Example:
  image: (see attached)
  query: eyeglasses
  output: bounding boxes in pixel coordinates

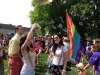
[54,37,59,40]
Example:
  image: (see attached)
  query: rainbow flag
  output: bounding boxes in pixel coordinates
[66,13,80,60]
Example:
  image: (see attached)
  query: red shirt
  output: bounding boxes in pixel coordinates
[33,41,42,54]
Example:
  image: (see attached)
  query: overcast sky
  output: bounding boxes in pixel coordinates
[0,0,33,28]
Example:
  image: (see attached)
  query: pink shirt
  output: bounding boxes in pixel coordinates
[33,41,42,54]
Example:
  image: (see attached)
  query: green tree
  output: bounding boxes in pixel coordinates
[30,0,100,38]
[30,0,68,35]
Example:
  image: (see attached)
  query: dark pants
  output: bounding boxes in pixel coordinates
[8,57,23,75]
[49,62,71,75]
[49,65,63,75]
[0,64,4,75]
[0,57,4,75]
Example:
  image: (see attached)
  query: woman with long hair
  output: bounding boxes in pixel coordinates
[20,35,36,75]
[49,34,68,75]
[20,23,41,75]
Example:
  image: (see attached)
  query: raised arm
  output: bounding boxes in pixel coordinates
[21,23,41,50]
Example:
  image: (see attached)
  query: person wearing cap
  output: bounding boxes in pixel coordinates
[8,25,23,75]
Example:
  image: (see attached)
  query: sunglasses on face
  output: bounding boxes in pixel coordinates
[54,37,59,40]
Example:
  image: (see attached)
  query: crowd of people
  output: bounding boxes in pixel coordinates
[0,33,11,75]
[0,23,100,75]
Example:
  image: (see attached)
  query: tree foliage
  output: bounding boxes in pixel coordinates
[30,0,100,38]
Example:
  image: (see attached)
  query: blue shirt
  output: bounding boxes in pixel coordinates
[89,52,100,73]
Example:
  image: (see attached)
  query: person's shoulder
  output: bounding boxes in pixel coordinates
[93,52,100,54]
[93,52,100,55]
[9,36,15,41]
[93,52,100,57]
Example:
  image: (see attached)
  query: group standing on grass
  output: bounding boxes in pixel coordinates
[0,23,100,75]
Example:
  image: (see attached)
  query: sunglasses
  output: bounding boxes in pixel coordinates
[54,37,59,39]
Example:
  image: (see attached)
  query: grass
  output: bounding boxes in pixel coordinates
[4,58,8,75]
[4,53,93,75]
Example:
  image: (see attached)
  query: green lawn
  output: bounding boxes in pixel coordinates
[4,53,93,75]
[4,58,8,75]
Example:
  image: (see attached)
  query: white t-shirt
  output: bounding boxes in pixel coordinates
[51,45,68,65]
[63,42,69,52]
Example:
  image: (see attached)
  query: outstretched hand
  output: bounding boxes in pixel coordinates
[78,70,86,75]
[31,23,41,31]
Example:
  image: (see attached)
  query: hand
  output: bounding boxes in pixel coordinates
[79,68,85,72]
[78,70,86,75]
[62,69,66,75]
[31,23,41,31]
